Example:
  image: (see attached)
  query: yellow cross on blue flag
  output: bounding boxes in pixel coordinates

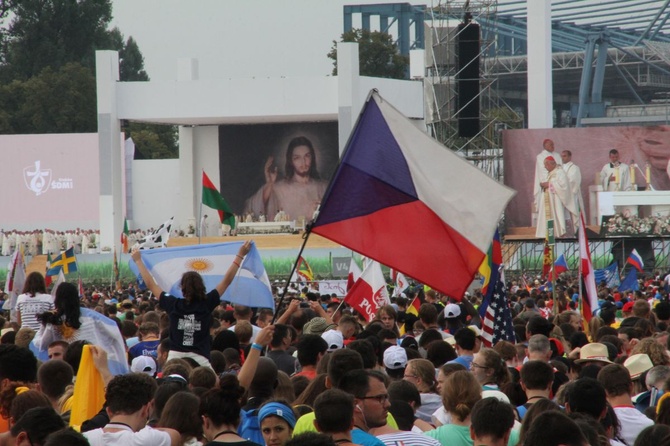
[47,247,78,275]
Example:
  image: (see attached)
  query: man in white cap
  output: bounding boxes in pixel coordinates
[131,356,157,378]
[383,345,408,381]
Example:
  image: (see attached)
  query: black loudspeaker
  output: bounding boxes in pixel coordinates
[457,22,480,138]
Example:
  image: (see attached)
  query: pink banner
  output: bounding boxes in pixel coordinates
[0,133,99,226]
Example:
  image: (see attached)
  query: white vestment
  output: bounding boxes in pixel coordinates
[600,162,632,191]
[533,150,562,212]
[562,161,585,227]
[536,167,578,238]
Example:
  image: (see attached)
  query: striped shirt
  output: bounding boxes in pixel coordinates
[377,432,442,446]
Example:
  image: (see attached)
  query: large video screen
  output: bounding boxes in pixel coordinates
[503,126,670,228]
[0,133,99,227]
[219,122,339,222]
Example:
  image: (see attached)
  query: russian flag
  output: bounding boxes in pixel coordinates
[312,92,515,299]
[627,249,644,273]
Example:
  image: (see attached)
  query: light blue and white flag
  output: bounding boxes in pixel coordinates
[594,262,620,288]
[129,241,274,308]
[30,308,130,376]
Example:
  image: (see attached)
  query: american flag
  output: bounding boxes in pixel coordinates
[479,266,515,347]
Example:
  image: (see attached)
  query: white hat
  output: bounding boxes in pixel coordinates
[624,353,654,379]
[574,343,613,365]
[131,355,157,376]
[444,303,461,318]
[482,390,510,404]
[321,329,344,351]
[383,346,408,370]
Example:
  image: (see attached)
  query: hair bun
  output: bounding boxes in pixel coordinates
[218,374,244,400]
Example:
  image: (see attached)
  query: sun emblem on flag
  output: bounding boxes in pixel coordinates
[186,258,213,273]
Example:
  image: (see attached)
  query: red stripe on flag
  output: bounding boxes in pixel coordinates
[313,200,484,299]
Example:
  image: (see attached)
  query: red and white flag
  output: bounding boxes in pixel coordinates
[579,212,598,325]
[345,261,390,322]
[391,270,410,297]
[347,257,362,292]
[4,249,26,321]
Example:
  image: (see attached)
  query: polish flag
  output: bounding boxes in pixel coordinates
[347,257,362,292]
[345,261,390,322]
[579,212,598,325]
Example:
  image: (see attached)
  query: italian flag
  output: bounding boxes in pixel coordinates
[202,171,236,228]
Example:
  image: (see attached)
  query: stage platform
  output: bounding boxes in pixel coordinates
[504,225,608,242]
[502,227,670,273]
[167,233,341,250]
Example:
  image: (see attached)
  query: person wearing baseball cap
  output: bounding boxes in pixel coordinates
[383,345,408,380]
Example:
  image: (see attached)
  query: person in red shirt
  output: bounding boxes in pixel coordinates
[293,335,328,380]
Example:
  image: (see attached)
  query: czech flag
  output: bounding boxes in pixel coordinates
[554,254,569,275]
[548,253,569,280]
[311,92,515,299]
[627,249,644,273]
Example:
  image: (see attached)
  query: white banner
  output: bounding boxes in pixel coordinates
[318,280,347,297]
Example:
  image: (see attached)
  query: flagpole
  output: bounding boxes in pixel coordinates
[270,92,378,324]
[578,227,583,320]
[271,223,315,324]
[198,172,203,245]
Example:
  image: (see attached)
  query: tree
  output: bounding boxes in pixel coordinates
[327,29,409,79]
[119,36,148,82]
[0,63,96,133]
[2,0,113,81]
[0,0,178,159]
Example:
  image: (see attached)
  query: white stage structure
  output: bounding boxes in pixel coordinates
[95,43,424,250]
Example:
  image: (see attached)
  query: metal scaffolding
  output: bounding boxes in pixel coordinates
[424,1,522,183]
[503,237,670,275]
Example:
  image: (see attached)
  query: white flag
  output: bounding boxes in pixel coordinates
[138,217,174,250]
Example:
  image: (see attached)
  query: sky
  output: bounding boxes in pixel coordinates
[110,0,392,81]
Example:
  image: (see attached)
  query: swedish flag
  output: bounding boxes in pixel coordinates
[47,247,78,275]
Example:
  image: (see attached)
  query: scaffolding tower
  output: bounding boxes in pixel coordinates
[424,1,522,182]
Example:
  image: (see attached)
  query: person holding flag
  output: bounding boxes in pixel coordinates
[131,240,252,368]
[30,282,129,375]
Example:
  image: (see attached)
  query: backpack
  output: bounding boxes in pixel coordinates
[238,408,264,445]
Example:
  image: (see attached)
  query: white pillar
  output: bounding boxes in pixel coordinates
[178,58,199,232]
[337,42,360,154]
[96,50,123,252]
[527,1,553,129]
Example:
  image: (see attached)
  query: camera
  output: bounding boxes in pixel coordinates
[36,311,63,326]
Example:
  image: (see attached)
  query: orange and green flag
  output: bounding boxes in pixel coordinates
[202,171,235,228]
[121,218,129,253]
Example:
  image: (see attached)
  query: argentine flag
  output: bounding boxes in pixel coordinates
[129,241,274,309]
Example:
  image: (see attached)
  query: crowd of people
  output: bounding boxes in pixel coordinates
[1,241,670,446]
